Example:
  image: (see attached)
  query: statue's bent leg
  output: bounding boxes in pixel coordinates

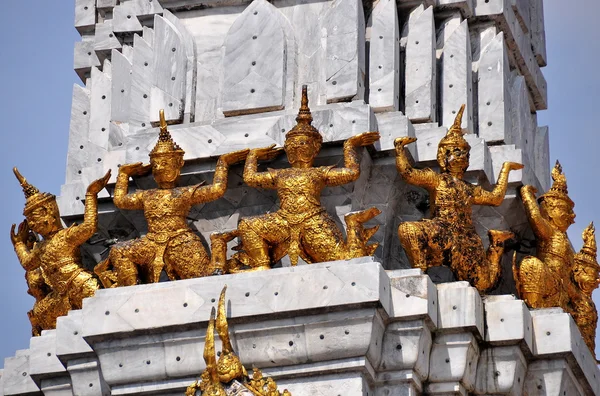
[238,213,289,269]
[26,268,47,301]
[478,229,515,290]
[110,237,155,286]
[398,221,435,271]
[300,213,346,263]
[68,272,99,309]
[35,291,70,330]
[344,207,381,258]
[515,255,558,308]
[165,232,210,279]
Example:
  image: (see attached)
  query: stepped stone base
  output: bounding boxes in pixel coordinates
[1,258,598,395]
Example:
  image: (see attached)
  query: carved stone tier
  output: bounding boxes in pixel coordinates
[1,258,598,395]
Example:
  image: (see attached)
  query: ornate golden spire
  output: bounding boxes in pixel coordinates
[285,85,322,144]
[578,222,598,266]
[187,286,291,395]
[438,104,470,150]
[14,167,56,216]
[149,109,185,158]
[538,160,574,207]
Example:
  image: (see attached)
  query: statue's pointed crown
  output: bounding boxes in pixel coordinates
[285,85,323,144]
[578,222,599,267]
[439,105,470,150]
[539,161,574,208]
[14,167,56,216]
[149,109,185,158]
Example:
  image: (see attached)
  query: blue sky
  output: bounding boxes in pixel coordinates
[0,1,599,364]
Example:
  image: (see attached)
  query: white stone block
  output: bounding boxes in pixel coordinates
[93,20,121,54]
[379,319,432,380]
[278,373,370,396]
[28,331,66,379]
[374,112,415,152]
[477,32,511,143]
[403,5,436,123]
[74,39,101,80]
[474,346,526,395]
[324,0,366,103]
[436,282,484,337]
[89,66,112,150]
[222,0,287,115]
[39,376,72,396]
[129,33,154,132]
[533,126,550,192]
[66,84,92,183]
[428,332,479,391]
[510,0,530,34]
[55,311,94,361]
[113,2,144,33]
[2,351,40,395]
[368,0,400,112]
[149,15,187,124]
[67,358,110,396]
[133,0,164,17]
[439,18,473,133]
[524,359,586,396]
[529,0,547,66]
[489,144,523,185]
[387,269,437,328]
[483,297,532,351]
[74,0,95,32]
[57,183,87,218]
[110,49,132,123]
[434,0,474,16]
[96,0,117,9]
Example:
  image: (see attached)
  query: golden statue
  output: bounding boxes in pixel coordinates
[394,105,523,292]
[95,110,248,287]
[572,222,600,354]
[513,162,577,309]
[186,286,291,396]
[10,167,110,335]
[234,86,381,270]
[514,163,598,354]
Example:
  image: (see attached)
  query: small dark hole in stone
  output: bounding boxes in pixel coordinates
[445,358,450,363]
[127,15,131,19]
[452,305,457,310]
[274,291,278,295]
[323,285,328,290]
[101,95,106,99]
[172,48,176,52]
[183,302,188,307]
[345,330,350,335]
[146,360,151,365]
[144,62,149,66]
[135,308,139,313]
[252,36,257,40]
[208,139,213,143]
[289,341,294,346]
[89,383,93,387]
[252,61,256,66]
[211,298,216,303]
[105,311,110,315]
[47,353,51,357]
[176,356,181,361]
[396,344,402,350]
[351,282,356,286]
[245,292,250,297]
[80,145,84,149]
[332,81,337,85]
[320,335,325,340]
[74,331,78,335]
[245,133,249,137]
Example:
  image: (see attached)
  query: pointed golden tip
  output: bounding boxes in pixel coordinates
[296,85,313,124]
[13,167,26,185]
[451,104,466,131]
[159,109,167,132]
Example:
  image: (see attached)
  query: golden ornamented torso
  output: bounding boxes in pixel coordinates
[275,167,328,214]
[141,188,192,233]
[429,174,475,226]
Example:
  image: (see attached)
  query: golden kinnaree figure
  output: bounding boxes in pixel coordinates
[10,167,110,335]
[186,286,291,396]
[514,162,599,354]
[95,110,248,287]
[233,86,381,270]
[394,105,523,292]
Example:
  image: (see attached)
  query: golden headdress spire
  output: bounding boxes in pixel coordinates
[216,286,244,383]
[438,104,470,150]
[539,161,574,207]
[578,222,598,265]
[285,85,322,144]
[202,307,226,396]
[14,167,56,216]
[149,109,185,158]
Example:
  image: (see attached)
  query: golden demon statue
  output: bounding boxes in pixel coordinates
[234,86,381,270]
[186,286,291,396]
[394,105,523,292]
[572,222,600,353]
[10,167,109,335]
[514,162,599,354]
[95,110,248,287]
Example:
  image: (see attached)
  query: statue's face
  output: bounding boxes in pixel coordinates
[285,135,320,167]
[541,199,575,232]
[151,155,183,186]
[439,145,470,175]
[26,202,61,237]
[573,265,600,294]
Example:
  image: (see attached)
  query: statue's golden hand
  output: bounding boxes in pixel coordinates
[252,144,284,161]
[10,220,29,247]
[505,162,524,172]
[394,136,417,148]
[119,162,152,177]
[86,170,112,195]
[219,149,250,165]
[347,131,380,147]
